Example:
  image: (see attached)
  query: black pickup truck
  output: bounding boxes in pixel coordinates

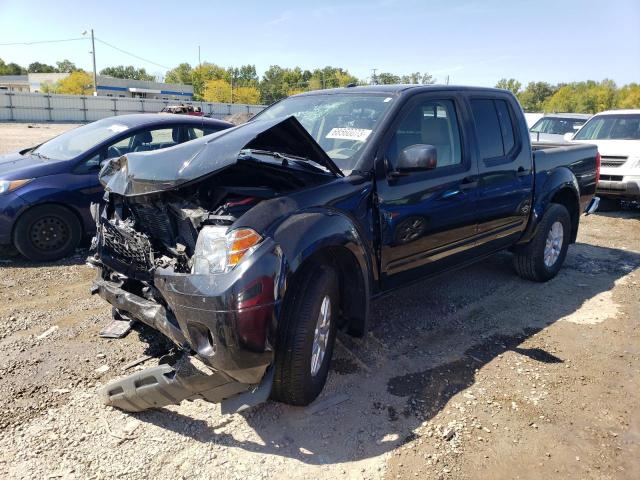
[89,85,600,413]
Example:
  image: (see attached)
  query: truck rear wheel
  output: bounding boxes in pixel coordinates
[271,262,338,406]
[514,203,571,282]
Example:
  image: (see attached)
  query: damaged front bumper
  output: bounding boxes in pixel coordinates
[91,233,285,412]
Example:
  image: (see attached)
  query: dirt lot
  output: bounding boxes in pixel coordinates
[0,123,638,479]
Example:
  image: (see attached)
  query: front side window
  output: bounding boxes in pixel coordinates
[387,99,462,168]
[256,93,394,171]
[105,127,183,158]
[574,115,640,140]
[186,127,219,140]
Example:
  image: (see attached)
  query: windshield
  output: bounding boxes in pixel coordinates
[256,93,394,171]
[32,119,131,160]
[574,114,640,140]
[530,117,587,135]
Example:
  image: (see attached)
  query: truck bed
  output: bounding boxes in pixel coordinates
[531,141,599,211]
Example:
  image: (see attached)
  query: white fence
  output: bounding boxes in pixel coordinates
[0,91,265,123]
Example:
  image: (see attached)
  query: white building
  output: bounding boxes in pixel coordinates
[0,73,194,100]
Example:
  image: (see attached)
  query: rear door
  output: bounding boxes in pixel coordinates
[376,93,480,289]
[467,96,533,252]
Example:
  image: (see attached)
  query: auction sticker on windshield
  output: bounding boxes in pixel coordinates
[326,127,372,142]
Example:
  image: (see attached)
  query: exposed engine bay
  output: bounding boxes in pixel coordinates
[95,156,332,280]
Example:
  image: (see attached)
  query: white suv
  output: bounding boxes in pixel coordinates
[567,110,640,206]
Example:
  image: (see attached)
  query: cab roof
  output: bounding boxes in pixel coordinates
[292,84,511,97]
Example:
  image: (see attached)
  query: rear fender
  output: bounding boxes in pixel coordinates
[517,167,580,245]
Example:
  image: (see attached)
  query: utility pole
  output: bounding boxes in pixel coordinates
[371,68,378,85]
[198,45,201,67]
[90,29,97,96]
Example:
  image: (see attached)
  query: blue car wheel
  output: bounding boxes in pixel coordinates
[13,205,82,261]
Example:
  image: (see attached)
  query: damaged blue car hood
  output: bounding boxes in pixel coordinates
[99,116,342,196]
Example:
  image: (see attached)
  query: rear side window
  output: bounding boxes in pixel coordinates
[470,98,517,160]
[495,100,515,153]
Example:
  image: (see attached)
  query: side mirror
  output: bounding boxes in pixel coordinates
[395,144,438,173]
[563,132,574,142]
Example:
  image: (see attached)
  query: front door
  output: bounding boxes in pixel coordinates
[376,94,480,289]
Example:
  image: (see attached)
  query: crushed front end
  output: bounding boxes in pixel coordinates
[88,117,340,412]
[89,188,284,411]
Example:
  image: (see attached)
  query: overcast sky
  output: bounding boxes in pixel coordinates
[1,0,639,86]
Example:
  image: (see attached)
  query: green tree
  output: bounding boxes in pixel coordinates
[57,71,93,95]
[259,65,291,104]
[164,63,193,85]
[28,62,57,73]
[400,72,436,84]
[191,63,229,100]
[542,85,577,112]
[203,79,232,103]
[40,82,59,94]
[495,78,522,95]
[543,80,619,113]
[234,85,261,104]
[56,59,78,73]
[617,83,640,109]
[0,58,26,75]
[100,65,154,81]
[376,72,401,84]
[228,64,259,87]
[518,82,556,111]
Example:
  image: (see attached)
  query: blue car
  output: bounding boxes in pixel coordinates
[0,114,232,261]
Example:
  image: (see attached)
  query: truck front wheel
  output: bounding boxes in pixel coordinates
[514,203,571,282]
[271,263,339,406]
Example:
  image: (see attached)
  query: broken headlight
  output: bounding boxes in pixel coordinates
[192,226,262,274]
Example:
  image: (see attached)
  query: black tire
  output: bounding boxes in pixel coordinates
[13,205,82,261]
[513,203,571,282]
[597,197,621,212]
[270,262,339,406]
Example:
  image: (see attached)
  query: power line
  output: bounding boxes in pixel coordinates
[94,37,171,70]
[0,37,87,46]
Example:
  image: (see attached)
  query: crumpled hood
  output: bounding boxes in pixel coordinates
[0,151,72,180]
[99,116,342,196]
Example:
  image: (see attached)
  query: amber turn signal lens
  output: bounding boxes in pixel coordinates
[227,228,262,267]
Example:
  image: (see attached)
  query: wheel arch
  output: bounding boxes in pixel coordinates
[274,210,373,337]
[518,167,581,245]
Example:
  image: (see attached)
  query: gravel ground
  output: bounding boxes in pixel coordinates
[0,123,638,479]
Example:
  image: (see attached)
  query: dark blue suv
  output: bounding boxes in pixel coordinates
[0,114,232,261]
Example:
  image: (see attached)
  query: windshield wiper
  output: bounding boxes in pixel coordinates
[241,149,331,174]
[32,151,51,160]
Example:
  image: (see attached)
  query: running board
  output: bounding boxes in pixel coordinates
[99,356,273,414]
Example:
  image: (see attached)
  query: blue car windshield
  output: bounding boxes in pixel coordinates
[256,93,394,171]
[32,119,131,160]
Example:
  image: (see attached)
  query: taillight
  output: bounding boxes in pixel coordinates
[595,152,601,184]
